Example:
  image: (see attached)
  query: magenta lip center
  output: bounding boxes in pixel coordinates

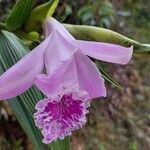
[44,93,83,121]
[34,90,89,143]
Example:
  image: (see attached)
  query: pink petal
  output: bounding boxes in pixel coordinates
[0,36,51,100]
[34,89,89,144]
[70,40,133,65]
[45,31,77,75]
[36,50,106,99]
[74,51,106,98]
[44,17,132,65]
[44,17,74,40]
[35,57,78,98]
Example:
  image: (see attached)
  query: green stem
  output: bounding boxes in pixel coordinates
[48,137,70,150]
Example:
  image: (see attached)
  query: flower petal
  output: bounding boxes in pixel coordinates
[44,17,133,65]
[45,31,77,75]
[35,57,78,98]
[44,17,74,39]
[34,89,89,144]
[0,36,51,100]
[37,50,106,99]
[71,40,133,65]
[74,51,106,98]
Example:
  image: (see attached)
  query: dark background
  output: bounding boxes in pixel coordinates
[0,0,150,150]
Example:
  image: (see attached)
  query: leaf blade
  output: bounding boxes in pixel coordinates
[6,0,35,30]
[64,24,150,54]
[96,61,122,90]
[0,30,70,150]
[25,0,59,32]
[0,30,49,150]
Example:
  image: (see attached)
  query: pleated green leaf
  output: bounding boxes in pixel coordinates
[0,30,70,150]
[0,30,49,150]
[25,0,59,32]
[6,0,35,30]
[64,24,150,54]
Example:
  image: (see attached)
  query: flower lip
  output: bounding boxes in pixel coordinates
[34,86,90,144]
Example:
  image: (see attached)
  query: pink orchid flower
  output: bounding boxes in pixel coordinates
[0,17,133,143]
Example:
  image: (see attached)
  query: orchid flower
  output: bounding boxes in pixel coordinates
[0,17,133,143]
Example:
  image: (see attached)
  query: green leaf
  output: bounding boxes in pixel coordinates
[58,137,70,150]
[64,24,150,54]
[129,142,137,150]
[0,30,49,150]
[95,61,122,90]
[50,141,61,150]
[50,137,70,150]
[0,30,70,150]
[25,0,59,32]
[15,30,40,46]
[6,0,35,31]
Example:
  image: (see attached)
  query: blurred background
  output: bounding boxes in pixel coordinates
[0,0,150,150]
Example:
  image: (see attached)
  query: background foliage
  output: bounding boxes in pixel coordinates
[0,0,149,150]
